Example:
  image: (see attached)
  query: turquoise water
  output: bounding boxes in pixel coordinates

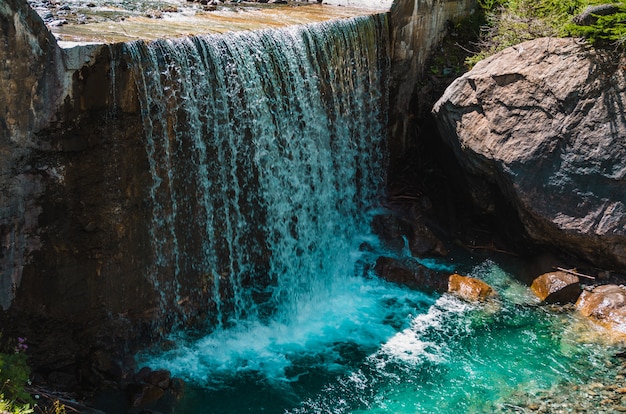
[138,258,620,413]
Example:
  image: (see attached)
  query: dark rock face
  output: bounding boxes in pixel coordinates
[1,0,64,310]
[1,0,184,382]
[433,37,626,272]
[388,0,476,159]
[372,207,447,257]
[530,271,581,304]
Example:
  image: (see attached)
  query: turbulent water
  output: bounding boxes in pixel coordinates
[120,13,621,414]
[124,14,389,327]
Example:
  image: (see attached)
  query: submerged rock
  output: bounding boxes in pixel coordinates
[373,256,448,291]
[433,37,626,272]
[447,273,496,302]
[576,284,626,338]
[530,270,581,304]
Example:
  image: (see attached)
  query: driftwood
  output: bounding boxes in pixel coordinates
[555,266,596,281]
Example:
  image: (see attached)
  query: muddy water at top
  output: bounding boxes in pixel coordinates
[44,1,390,45]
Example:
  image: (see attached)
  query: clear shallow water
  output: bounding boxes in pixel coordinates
[138,258,621,413]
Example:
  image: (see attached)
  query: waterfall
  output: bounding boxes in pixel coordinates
[124,14,390,329]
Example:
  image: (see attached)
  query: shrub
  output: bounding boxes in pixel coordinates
[467,0,626,66]
[0,341,33,414]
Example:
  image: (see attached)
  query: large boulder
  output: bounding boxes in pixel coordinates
[433,37,626,271]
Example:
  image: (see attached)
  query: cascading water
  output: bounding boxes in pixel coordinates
[108,12,625,414]
[124,15,389,328]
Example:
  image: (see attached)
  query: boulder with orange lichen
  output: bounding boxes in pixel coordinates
[530,271,581,304]
[576,284,626,339]
[448,274,497,302]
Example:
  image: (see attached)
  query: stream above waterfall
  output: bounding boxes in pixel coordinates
[32,0,386,44]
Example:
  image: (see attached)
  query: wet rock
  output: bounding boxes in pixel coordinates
[373,256,448,292]
[530,270,581,304]
[127,383,165,407]
[372,208,447,257]
[371,212,412,252]
[146,369,171,389]
[134,366,153,383]
[170,377,185,399]
[448,273,496,302]
[409,219,447,257]
[576,284,626,338]
[91,348,124,381]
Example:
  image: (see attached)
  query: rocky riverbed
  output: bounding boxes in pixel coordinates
[27,0,385,43]
[499,362,626,413]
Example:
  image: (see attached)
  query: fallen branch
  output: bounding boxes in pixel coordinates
[555,266,596,280]
[27,385,105,414]
[456,240,519,256]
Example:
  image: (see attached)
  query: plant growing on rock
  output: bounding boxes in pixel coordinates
[468,0,626,66]
[0,337,33,414]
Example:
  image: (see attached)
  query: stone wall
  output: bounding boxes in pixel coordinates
[388,0,477,160]
[1,0,170,379]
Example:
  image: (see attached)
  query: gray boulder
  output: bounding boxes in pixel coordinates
[433,37,626,271]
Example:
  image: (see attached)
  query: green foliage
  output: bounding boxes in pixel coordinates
[564,5,626,44]
[476,0,505,12]
[0,397,34,414]
[0,352,31,403]
[0,352,33,414]
[468,0,626,66]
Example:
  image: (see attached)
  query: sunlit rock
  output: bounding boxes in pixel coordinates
[530,270,581,304]
[576,284,626,338]
[433,37,626,272]
[448,273,497,302]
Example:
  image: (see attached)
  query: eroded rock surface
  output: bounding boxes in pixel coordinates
[433,37,626,271]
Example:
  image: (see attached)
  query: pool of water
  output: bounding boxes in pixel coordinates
[136,256,622,413]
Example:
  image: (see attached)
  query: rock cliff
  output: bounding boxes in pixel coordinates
[388,0,477,159]
[433,37,626,271]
